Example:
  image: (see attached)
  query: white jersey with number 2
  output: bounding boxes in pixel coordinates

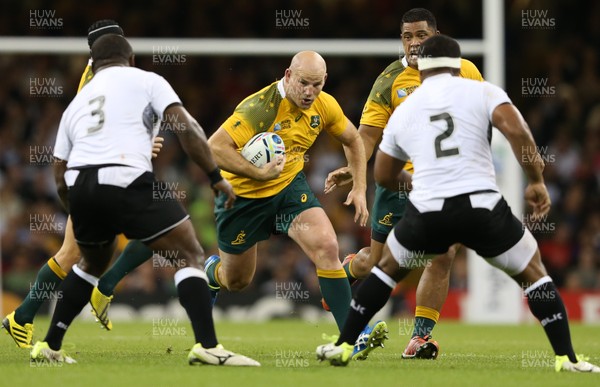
[379,73,511,208]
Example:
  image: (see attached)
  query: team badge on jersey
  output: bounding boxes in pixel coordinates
[309,115,321,128]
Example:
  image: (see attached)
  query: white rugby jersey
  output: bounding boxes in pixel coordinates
[54,66,180,178]
[379,73,511,205]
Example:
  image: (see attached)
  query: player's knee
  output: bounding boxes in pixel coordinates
[314,235,339,262]
[351,254,373,274]
[430,251,455,272]
[226,276,251,291]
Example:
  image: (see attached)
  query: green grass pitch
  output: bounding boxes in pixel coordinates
[1,318,598,386]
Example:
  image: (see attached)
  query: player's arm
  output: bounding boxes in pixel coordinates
[373,150,408,192]
[358,123,385,161]
[53,158,69,212]
[208,127,284,181]
[324,123,383,193]
[333,119,369,226]
[164,104,235,208]
[492,103,550,217]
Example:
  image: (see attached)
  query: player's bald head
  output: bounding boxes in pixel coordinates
[289,51,327,78]
[91,34,133,71]
[284,51,328,109]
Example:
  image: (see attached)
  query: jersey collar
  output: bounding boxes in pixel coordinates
[401,56,409,68]
[277,79,286,98]
[401,56,420,75]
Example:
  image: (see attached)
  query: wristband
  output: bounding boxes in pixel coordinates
[208,168,223,186]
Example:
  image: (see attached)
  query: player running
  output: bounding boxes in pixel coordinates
[324,8,483,359]
[317,34,600,373]
[2,20,161,348]
[207,51,388,360]
[29,34,259,366]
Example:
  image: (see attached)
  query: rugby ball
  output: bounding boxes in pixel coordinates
[241,132,285,167]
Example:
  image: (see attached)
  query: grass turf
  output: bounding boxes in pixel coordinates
[1,318,598,386]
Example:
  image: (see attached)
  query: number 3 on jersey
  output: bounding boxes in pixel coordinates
[88,95,106,134]
[430,112,459,158]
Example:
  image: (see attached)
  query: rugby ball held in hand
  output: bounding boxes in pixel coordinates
[241,132,285,167]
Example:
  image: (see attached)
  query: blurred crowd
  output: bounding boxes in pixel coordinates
[1,0,598,311]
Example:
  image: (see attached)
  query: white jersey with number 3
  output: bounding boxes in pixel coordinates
[54,66,180,173]
[379,73,511,207]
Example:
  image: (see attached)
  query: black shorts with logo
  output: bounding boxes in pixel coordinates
[68,168,188,246]
[393,192,524,258]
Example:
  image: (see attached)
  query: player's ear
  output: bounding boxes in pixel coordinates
[129,54,135,67]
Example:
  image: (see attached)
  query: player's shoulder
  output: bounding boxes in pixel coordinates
[372,60,407,87]
[381,59,407,76]
[233,81,283,130]
[459,59,483,81]
[452,75,503,93]
[236,81,283,113]
[96,66,160,81]
[124,66,166,82]
[315,90,340,109]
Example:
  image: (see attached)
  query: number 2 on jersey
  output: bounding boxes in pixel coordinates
[430,113,459,158]
[88,96,106,134]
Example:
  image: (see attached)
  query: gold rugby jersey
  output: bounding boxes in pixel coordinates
[221,80,347,198]
[361,57,483,173]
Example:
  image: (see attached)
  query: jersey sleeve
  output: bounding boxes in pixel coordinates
[148,73,182,120]
[321,93,348,137]
[360,76,394,128]
[53,109,72,161]
[482,82,512,120]
[221,111,257,148]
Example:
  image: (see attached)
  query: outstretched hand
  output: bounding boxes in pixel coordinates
[345,188,369,227]
[324,166,353,194]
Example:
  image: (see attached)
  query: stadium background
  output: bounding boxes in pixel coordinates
[0,0,598,323]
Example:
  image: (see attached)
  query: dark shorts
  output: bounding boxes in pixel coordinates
[392,192,524,258]
[370,183,408,243]
[68,168,188,246]
[214,172,321,254]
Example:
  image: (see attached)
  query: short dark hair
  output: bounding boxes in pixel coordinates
[401,8,437,30]
[87,19,124,48]
[420,34,461,59]
[91,34,132,64]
